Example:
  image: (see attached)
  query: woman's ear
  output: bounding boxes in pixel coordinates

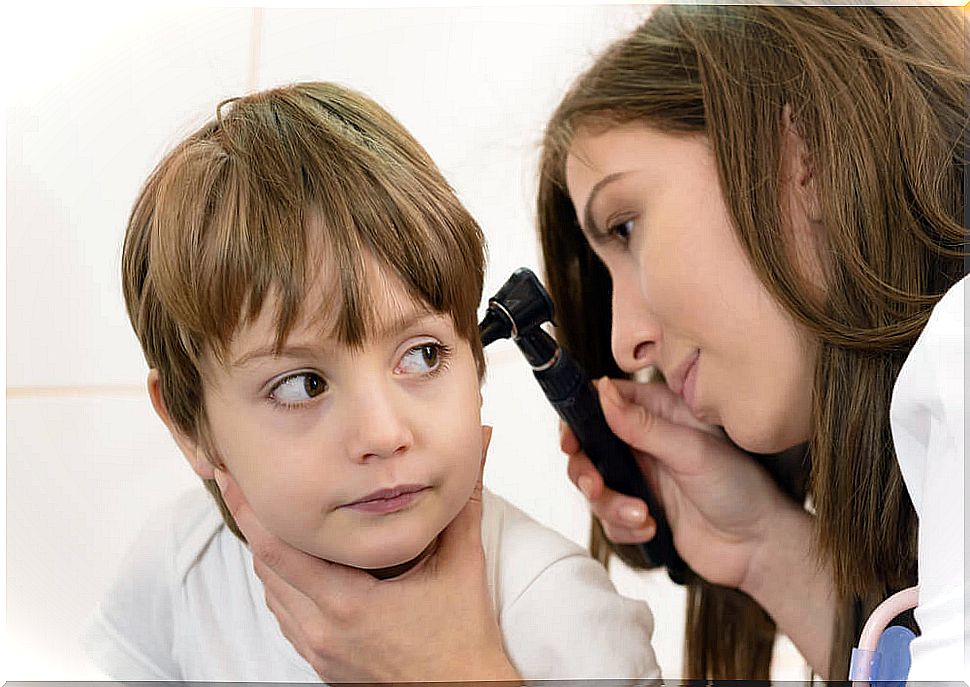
[781,105,827,294]
[147,369,216,480]
[781,104,822,223]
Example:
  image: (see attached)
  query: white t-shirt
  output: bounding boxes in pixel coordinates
[83,487,661,682]
[890,274,967,683]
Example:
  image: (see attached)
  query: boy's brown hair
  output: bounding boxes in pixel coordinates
[122,82,486,537]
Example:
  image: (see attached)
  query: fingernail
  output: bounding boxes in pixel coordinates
[621,503,646,525]
[213,468,227,491]
[577,475,594,499]
[600,377,622,407]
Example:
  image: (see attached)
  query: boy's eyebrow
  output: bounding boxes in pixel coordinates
[232,345,324,369]
[373,310,439,339]
[231,312,441,368]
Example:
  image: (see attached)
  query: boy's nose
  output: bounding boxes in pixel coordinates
[345,386,414,463]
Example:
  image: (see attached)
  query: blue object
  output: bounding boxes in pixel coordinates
[872,625,915,681]
[848,625,916,683]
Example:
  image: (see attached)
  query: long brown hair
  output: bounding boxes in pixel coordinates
[537,6,968,679]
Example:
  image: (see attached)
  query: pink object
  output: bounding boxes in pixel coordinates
[858,586,919,652]
[850,585,919,682]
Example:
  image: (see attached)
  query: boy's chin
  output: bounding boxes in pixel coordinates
[356,536,440,580]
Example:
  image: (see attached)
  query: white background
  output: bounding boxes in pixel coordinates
[5,5,809,680]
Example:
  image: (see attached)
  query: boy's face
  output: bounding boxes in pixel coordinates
[192,264,484,571]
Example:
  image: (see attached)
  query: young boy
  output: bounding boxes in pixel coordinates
[83,82,661,681]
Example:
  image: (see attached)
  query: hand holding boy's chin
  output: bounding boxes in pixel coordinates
[213,426,521,683]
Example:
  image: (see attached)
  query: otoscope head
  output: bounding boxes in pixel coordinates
[478,268,555,347]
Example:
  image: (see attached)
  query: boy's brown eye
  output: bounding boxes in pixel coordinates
[421,345,438,367]
[397,342,447,375]
[271,372,328,405]
[304,374,325,397]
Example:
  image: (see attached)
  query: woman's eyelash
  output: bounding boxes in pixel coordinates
[587,214,635,245]
[606,217,635,242]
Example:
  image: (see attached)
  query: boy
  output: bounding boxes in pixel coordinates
[83,82,661,681]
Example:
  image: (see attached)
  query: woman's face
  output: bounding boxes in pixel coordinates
[564,122,816,453]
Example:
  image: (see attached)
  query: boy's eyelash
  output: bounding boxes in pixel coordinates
[266,371,326,412]
[263,342,454,412]
[410,341,453,378]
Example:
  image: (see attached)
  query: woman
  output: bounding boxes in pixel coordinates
[537,5,967,679]
[215,5,967,681]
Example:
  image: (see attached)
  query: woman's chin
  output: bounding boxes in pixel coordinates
[724,420,805,456]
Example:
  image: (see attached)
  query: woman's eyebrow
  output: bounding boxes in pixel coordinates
[581,171,629,235]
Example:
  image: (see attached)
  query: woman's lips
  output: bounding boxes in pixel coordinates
[341,485,429,514]
[682,354,699,415]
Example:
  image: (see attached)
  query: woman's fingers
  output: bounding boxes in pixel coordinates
[564,447,657,544]
[214,468,364,592]
[597,377,714,476]
[563,423,653,532]
[559,420,581,454]
[213,436,517,683]
[564,439,603,499]
[607,377,722,435]
[254,555,316,621]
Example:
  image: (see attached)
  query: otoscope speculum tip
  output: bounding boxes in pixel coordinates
[479,308,513,347]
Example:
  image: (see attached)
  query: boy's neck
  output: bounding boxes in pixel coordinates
[365,536,439,580]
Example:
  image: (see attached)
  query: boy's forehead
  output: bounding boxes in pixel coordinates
[226,256,438,362]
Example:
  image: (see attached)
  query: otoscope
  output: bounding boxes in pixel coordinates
[479,268,688,585]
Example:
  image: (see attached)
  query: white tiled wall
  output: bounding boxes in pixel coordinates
[6,6,809,681]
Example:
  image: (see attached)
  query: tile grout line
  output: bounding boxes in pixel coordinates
[5,347,531,399]
[6,385,145,398]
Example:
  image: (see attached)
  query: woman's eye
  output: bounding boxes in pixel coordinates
[609,218,635,241]
[271,373,327,405]
[398,343,442,374]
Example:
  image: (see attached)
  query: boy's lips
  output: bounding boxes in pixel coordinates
[341,484,429,514]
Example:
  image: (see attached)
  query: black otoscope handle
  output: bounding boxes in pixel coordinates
[534,348,689,584]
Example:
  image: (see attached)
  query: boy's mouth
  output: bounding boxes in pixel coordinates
[341,484,429,514]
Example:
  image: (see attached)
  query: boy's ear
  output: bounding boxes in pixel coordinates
[147,369,216,480]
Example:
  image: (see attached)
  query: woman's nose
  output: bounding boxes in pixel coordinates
[610,270,661,374]
[345,385,414,463]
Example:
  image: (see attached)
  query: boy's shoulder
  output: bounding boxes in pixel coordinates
[169,488,231,577]
[87,487,316,680]
[132,487,231,584]
[480,488,586,557]
[479,488,661,679]
[479,488,588,604]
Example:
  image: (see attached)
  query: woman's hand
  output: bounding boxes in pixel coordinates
[565,377,836,673]
[215,425,521,684]
[565,377,797,592]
